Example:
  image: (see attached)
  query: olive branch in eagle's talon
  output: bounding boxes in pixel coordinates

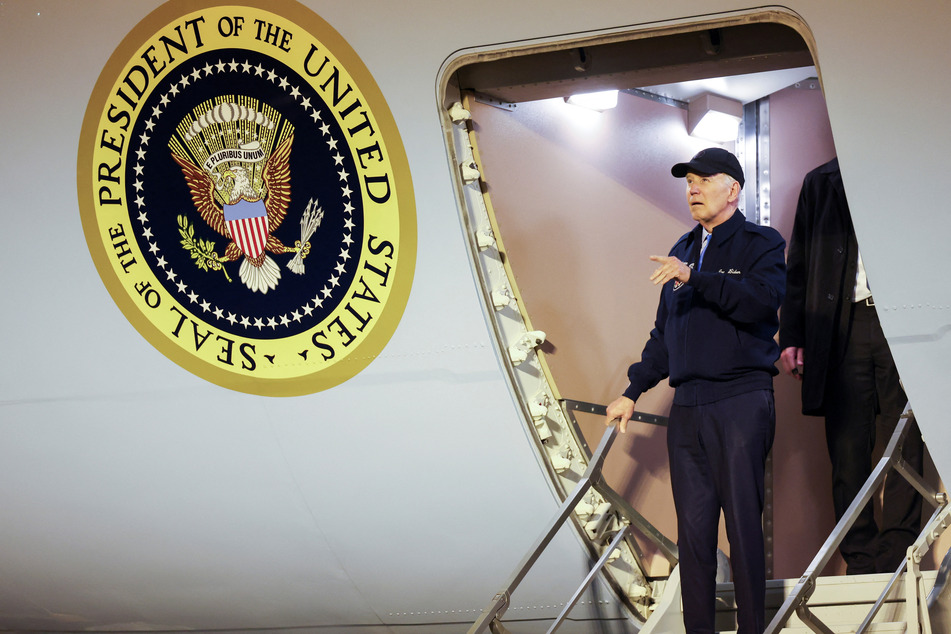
[177,214,233,283]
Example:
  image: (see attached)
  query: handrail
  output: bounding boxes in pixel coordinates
[765,404,947,634]
[562,399,668,438]
[561,399,679,566]
[467,422,622,634]
[468,404,677,634]
[855,496,950,633]
[546,525,632,633]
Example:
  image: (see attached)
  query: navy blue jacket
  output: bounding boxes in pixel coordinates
[623,210,786,406]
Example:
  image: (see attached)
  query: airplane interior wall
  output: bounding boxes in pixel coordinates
[468,83,947,580]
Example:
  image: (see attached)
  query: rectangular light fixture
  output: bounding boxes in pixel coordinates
[565,90,619,112]
[687,92,743,143]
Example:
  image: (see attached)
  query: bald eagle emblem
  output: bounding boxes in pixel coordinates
[169,99,322,293]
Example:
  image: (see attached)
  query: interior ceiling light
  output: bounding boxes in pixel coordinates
[687,92,743,143]
[565,90,618,112]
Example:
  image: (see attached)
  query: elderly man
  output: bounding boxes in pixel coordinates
[605,147,785,634]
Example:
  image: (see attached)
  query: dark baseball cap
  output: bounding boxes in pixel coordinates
[671,147,744,188]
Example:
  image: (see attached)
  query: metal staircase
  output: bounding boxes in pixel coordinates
[468,403,950,634]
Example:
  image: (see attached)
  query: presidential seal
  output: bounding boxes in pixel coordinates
[78,1,416,396]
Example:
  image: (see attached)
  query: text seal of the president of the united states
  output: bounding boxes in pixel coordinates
[78,0,416,396]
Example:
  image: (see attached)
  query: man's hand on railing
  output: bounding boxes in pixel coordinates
[605,396,636,433]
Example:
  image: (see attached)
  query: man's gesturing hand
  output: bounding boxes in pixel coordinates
[649,255,691,286]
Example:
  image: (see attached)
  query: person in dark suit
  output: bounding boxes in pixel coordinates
[779,157,924,574]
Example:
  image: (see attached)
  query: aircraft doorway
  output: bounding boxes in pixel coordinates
[440,8,948,631]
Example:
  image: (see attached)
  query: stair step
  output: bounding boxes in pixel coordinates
[720,624,906,634]
[712,571,935,631]
[717,571,935,604]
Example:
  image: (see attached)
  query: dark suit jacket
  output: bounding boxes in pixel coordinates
[779,158,858,415]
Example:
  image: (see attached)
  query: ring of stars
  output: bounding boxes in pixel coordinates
[131,57,358,333]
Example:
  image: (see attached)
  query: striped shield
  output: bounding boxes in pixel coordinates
[223,199,269,258]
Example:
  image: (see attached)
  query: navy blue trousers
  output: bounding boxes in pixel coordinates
[669,389,775,634]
